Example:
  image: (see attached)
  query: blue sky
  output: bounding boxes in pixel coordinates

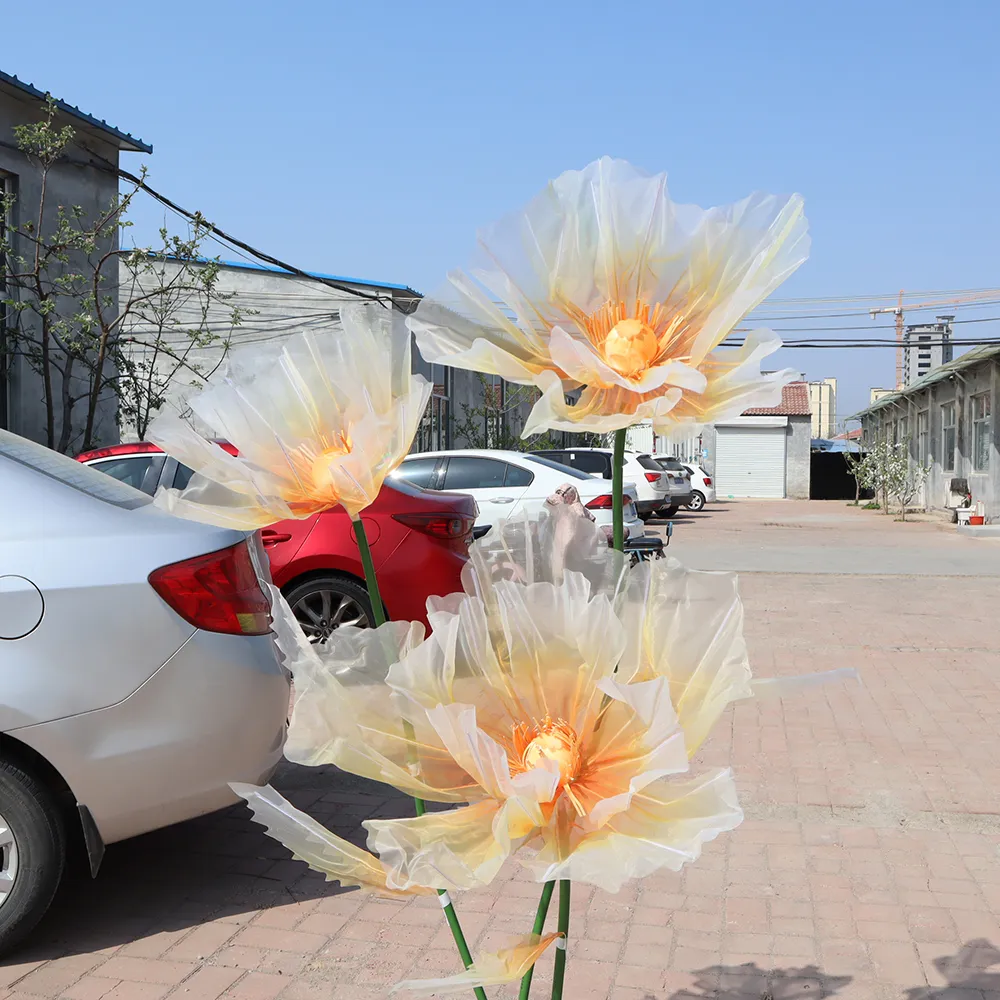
[5,1,999,422]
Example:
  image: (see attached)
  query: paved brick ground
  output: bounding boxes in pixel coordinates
[6,501,1000,1000]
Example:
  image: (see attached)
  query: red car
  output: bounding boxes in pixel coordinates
[76,442,478,638]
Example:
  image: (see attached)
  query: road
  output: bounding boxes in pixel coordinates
[4,500,1000,1000]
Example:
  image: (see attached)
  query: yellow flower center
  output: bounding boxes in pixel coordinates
[309,436,352,494]
[513,717,581,785]
[602,318,659,378]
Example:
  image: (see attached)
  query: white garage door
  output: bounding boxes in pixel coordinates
[715,426,787,498]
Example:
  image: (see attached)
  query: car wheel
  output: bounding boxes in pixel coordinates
[638,512,652,522]
[660,505,679,518]
[0,760,66,956]
[686,491,706,511]
[284,576,375,643]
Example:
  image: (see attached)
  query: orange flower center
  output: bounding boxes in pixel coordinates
[601,318,659,378]
[512,717,581,785]
[309,435,352,493]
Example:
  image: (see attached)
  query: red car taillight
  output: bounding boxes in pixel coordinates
[644,472,661,483]
[703,476,712,486]
[393,512,475,540]
[148,542,271,636]
[585,494,614,509]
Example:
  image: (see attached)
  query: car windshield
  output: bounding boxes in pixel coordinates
[657,457,686,472]
[0,430,151,509]
[636,455,664,471]
[523,454,593,481]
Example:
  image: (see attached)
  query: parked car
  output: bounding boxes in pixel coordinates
[682,463,716,511]
[76,442,478,637]
[533,447,692,518]
[390,450,645,540]
[0,429,290,953]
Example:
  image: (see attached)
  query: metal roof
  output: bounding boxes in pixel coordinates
[852,344,1000,420]
[0,70,152,153]
[214,256,421,297]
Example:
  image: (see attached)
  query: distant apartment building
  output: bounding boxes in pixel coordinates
[870,387,895,404]
[808,377,837,438]
[904,315,954,386]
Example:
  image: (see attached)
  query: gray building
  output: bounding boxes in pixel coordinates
[1,70,151,449]
[705,382,812,499]
[857,345,999,518]
[903,315,954,387]
[120,257,496,452]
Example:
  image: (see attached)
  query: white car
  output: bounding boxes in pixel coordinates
[532,447,678,519]
[0,430,289,953]
[390,450,645,540]
[682,463,716,511]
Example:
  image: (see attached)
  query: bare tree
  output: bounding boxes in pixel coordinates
[0,97,242,452]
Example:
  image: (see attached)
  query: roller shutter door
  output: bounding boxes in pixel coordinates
[714,426,786,498]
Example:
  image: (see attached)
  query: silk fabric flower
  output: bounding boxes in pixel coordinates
[407,157,809,436]
[256,514,759,896]
[148,303,432,526]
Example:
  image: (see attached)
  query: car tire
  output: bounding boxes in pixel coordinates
[638,512,652,522]
[0,759,66,956]
[283,575,377,644]
[660,505,679,518]
[686,491,706,512]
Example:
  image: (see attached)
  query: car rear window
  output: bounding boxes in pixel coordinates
[523,455,592,481]
[657,456,686,472]
[0,430,151,509]
[637,455,664,471]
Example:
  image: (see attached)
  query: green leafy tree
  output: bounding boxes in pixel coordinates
[0,97,242,452]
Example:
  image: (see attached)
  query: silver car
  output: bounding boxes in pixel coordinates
[0,431,289,952]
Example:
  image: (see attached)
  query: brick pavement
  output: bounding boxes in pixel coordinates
[6,501,1000,1000]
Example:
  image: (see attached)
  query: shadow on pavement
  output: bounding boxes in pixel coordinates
[11,763,414,962]
[667,962,851,1000]
[906,939,1000,999]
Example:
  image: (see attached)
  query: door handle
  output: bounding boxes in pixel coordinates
[261,530,293,547]
[490,497,516,504]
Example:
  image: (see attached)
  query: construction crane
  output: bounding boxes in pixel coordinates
[870,289,1000,389]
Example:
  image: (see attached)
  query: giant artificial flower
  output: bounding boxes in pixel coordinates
[148,303,432,526]
[407,157,809,436]
[249,514,770,895]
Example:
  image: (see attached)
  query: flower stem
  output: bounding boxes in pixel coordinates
[518,880,555,1000]
[352,515,485,998]
[550,880,571,1000]
[612,427,626,552]
[352,516,386,626]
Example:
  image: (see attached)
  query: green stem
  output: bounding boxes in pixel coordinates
[352,515,386,626]
[518,880,555,1000]
[550,880,570,1000]
[612,428,626,553]
[353,515,485,998]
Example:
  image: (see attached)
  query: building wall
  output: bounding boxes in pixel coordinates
[1,92,121,449]
[786,415,812,499]
[860,357,999,518]
[808,378,837,438]
[120,258,487,451]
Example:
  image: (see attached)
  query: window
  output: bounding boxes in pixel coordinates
[417,365,451,451]
[174,463,196,490]
[566,451,610,476]
[657,456,686,472]
[503,463,534,487]
[972,393,992,472]
[941,402,956,472]
[917,411,929,465]
[441,456,508,489]
[90,455,161,494]
[393,456,440,489]
[637,455,666,471]
[523,454,592,481]
[0,430,150,508]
